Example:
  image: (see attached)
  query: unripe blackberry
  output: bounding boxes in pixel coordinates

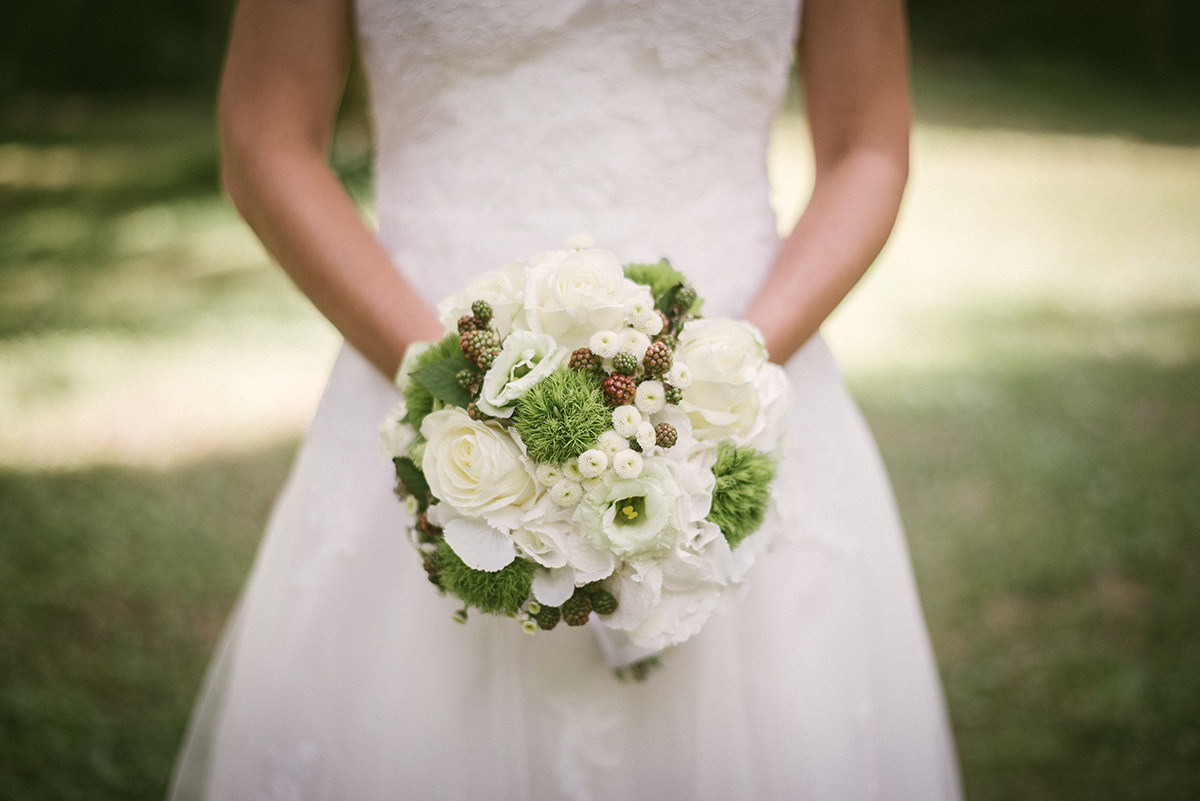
[562,591,593,626]
[673,284,697,312]
[568,347,600,372]
[613,351,638,376]
[460,329,501,370]
[602,373,637,406]
[654,422,678,449]
[664,384,683,405]
[456,368,479,390]
[457,314,480,334]
[642,342,672,376]
[467,401,489,421]
[471,299,493,326]
[535,604,561,631]
[589,588,618,616]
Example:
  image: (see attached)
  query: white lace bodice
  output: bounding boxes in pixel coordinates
[356,0,801,318]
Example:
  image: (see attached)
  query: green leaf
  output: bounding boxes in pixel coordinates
[393,456,431,504]
[411,354,475,408]
[623,258,685,304]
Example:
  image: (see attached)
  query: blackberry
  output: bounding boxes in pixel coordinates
[589,588,618,616]
[642,342,672,376]
[664,384,684,405]
[456,368,479,391]
[654,422,678,449]
[562,591,593,626]
[602,373,637,406]
[568,347,600,372]
[613,351,638,376]
[672,284,698,313]
[457,314,480,334]
[467,401,490,421]
[535,604,561,631]
[460,329,501,370]
[471,299,493,327]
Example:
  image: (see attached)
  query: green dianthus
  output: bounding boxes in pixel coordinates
[402,333,462,428]
[512,368,610,464]
[707,441,776,548]
[435,540,535,616]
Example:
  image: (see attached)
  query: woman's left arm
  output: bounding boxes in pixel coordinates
[743,0,911,364]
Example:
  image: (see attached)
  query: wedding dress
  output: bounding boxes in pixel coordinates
[169,1,963,798]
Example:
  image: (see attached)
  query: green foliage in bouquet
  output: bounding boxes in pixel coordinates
[434,540,535,616]
[708,441,777,548]
[403,334,473,426]
[512,369,610,464]
[393,456,432,511]
[623,258,702,316]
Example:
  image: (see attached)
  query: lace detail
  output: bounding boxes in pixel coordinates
[356,0,801,320]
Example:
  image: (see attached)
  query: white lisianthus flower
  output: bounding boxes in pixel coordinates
[611,405,642,438]
[420,409,538,532]
[575,458,682,559]
[676,318,768,441]
[597,430,627,457]
[475,331,566,418]
[549,478,584,507]
[618,329,652,361]
[665,362,692,390]
[612,448,643,479]
[379,398,417,459]
[589,330,620,359]
[634,380,666,415]
[634,310,664,336]
[635,421,657,451]
[523,249,654,351]
[436,260,526,337]
[577,449,608,478]
[535,463,564,487]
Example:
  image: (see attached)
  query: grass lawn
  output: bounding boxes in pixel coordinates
[1,62,1199,799]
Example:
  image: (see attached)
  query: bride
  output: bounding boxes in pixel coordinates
[170,0,963,798]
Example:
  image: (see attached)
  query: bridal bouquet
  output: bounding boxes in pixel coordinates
[380,236,791,660]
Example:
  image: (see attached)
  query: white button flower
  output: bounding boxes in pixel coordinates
[577,449,609,478]
[535,463,564,487]
[597,430,627,457]
[666,362,692,390]
[635,421,657,451]
[550,478,584,506]
[618,329,651,361]
[612,448,643,479]
[634,380,666,415]
[589,330,621,359]
[611,405,642,438]
[634,311,664,336]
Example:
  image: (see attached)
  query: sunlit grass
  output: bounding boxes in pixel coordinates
[1,65,1198,800]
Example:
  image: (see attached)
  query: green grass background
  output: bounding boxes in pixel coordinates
[2,60,1199,799]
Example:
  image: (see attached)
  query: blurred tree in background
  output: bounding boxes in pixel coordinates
[1,0,1198,101]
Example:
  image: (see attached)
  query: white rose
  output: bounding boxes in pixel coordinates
[475,331,566,418]
[574,457,682,559]
[523,248,654,351]
[436,260,526,337]
[420,408,538,531]
[378,398,417,459]
[676,318,768,442]
[742,362,793,452]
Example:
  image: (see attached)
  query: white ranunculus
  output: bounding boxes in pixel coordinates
[378,398,417,459]
[475,332,565,418]
[676,318,768,442]
[420,409,538,532]
[574,457,682,559]
[436,260,526,337]
[523,248,654,351]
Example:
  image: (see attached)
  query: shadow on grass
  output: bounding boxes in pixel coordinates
[0,442,296,800]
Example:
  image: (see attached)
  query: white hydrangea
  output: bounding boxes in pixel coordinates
[635,421,657,451]
[550,478,584,506]
[634,380,666,415]
[666,362,692,389]
[536,463,564,487]
[577,449,608,478]
[612,449,643,479]
[590,330,621,359]
[618,329,652,361]
[597,430,627,456]
[612,405,642,438]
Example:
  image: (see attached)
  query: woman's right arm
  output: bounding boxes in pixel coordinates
[220,0,443,380]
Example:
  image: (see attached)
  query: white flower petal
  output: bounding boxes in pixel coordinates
[442,517,517,572]
[532,566,577,606]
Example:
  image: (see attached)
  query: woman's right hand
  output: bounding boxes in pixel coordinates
[219,0,444,379]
